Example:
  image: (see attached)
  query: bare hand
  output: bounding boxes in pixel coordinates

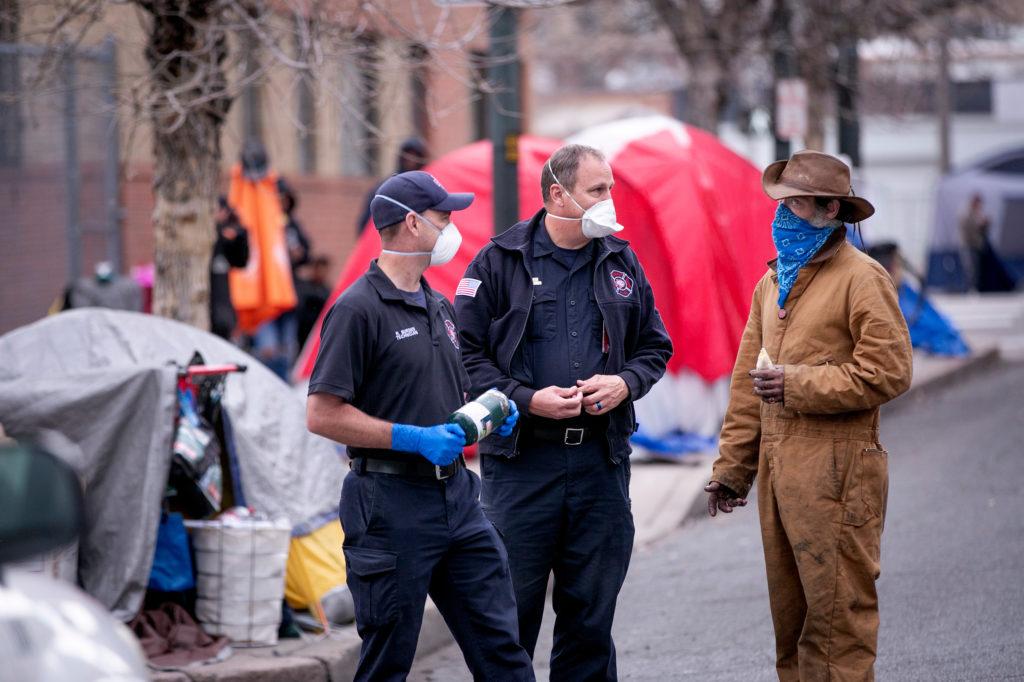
[529,385,583,420]
[576,374,629,416]
[705,480,747,517]
[750,366,784,404]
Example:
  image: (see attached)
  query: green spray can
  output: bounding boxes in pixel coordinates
[447,388,511,446]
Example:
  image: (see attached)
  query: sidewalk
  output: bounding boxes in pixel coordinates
[151,339,1002,682]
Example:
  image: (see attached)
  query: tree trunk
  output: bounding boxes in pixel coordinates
[799,50,831,151]
[685,55,724,133]
[143,1,231,330]
[152,130,221,330]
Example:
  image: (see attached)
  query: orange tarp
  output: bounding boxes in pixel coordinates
[227,165,296,333]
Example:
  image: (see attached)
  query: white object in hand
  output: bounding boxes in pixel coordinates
[756,348,774,370]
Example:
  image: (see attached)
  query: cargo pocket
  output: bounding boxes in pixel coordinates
[842,447,889,527]
[527,291,557,340]
[343,546,399,627]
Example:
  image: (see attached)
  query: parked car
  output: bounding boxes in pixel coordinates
[0,440,149,682]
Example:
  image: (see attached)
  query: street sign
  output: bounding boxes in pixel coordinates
[775,78,807,141]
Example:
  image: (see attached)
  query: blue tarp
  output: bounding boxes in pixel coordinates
[898,281,970,357]
[631,428,716,459]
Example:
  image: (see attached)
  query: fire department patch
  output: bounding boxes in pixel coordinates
[444,319,460,349]
[610,270,634,298]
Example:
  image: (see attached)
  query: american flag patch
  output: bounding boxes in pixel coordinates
[455,277,483,298]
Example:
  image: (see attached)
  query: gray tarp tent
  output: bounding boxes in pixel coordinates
[0,309,344,621]
[928,145,1024,289]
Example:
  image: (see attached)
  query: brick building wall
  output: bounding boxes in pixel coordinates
[1,2,491,336]
[0,160,115,334]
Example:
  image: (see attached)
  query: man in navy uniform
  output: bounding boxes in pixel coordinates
[455,144,672,680]
[307,171,534,682]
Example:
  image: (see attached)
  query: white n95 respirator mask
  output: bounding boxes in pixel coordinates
[374,194,463,266]
[545,161,623,239]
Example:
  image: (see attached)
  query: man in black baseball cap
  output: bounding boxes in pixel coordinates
[308,171,533,680]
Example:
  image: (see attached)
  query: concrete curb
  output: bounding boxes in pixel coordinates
[151,600,451,682]
[886,348,1002,416]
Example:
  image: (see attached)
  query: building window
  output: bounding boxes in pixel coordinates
[953,80,992,114]
[295,26,316,174]
[470,49,488,142]
[0,0,22,168]
[340,35,379,176]
[409,43,429,140]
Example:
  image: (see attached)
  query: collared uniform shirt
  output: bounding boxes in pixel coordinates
[520,225,606,429]
[308,260,468,461]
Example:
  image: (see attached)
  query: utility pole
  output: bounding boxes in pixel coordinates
[836,38,861,168]
[488,4,520,234]
[936,29,952,174]
[770,0,792,162]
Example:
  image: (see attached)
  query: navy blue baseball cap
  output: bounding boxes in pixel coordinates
[370,171,474,230]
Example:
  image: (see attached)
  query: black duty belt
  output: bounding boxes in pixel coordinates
[522,424,602,446]
[349,455,466,480]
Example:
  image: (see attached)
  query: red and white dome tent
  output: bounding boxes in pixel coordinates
[294,116,775,446]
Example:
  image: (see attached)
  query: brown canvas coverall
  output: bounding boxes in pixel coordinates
[713,233,913,681]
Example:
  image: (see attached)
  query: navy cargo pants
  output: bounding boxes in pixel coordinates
[340,466,534,682]
[481,436,635,681]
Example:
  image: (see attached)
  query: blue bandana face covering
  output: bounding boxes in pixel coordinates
[772,202,837,309]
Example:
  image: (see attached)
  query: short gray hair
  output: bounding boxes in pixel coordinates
[541,144,605,202]
[813,197,845,228]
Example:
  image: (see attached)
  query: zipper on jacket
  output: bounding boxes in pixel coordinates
[505,255,535,457]
[592,249,619,458]
[592,250,612,360]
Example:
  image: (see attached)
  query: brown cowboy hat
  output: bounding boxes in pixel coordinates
[762,150,874,223]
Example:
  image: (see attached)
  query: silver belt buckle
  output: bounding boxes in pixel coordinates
[564,428,584,446]
[435,464,454,480]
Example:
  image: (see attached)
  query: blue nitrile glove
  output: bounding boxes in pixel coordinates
[391,423,465,466]
[496,399,519,437]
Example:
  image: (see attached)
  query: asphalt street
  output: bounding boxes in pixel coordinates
[410,360,1024,681]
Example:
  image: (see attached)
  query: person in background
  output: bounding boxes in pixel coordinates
[62,261,143,313]
[864,241,902,285]
[959,193,989,291]
[355,137,429,236]
[279,177,312,276]
[210,196,250,340]
[959,193,1017,292]
[295,254,332,350]
[250,177,310,377]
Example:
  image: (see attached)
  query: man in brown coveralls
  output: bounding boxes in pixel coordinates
[706,150,913,681]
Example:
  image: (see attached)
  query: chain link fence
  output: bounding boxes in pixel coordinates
[0,38,120,335]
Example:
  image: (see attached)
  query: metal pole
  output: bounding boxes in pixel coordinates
[62,46,81,282]
[488,4,520,235]
[936,32,952,174]
[102,37,122,272]
[836,39,861,168]
[770,1,792,162]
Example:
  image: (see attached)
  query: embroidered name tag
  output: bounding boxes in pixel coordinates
[395,327,419,341]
